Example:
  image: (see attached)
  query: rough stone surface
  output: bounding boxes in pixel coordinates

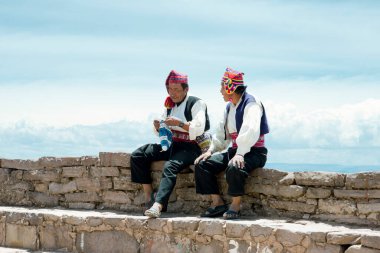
[40,224,73,251]
[1,153,380,227]
[346,245,380,253]
[75,231,139,253]
[5,224,37,250]
[99,152,130,167]
[295,172,345,187]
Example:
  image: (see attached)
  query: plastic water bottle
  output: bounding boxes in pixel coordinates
[159,121,172,151]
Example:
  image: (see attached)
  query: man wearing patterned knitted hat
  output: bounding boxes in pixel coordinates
[194,67,269,220]
[130,70,211,218]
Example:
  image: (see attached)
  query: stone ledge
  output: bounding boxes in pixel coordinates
[0,206,380,253]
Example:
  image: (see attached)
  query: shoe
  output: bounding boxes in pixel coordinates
[143,191,156,213]
[223,209,241,220]
[144,205,161,218]
[200,204,229,218]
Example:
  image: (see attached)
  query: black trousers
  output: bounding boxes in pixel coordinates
[195,147,267,197]
[130,142,201,207]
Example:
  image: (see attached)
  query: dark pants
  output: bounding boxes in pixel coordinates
[130,142,201,207]
[195,147,267,196]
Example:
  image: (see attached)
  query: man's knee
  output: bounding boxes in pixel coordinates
[226,165,247,179]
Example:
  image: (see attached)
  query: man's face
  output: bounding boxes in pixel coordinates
[220,84,230,102]
[168,82,188,103]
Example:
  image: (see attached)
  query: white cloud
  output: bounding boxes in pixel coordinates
[266,99,380,149]
[0,99,379,167]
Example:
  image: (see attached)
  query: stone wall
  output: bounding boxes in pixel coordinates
[0,153,379,226]
[1,206,380,253]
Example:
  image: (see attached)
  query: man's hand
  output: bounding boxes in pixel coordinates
[153,120,160,131]
[228,154,245,169]
[164,117,180,127]
[194,151,212,165]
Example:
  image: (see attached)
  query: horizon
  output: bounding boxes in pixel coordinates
[1,1,379,171]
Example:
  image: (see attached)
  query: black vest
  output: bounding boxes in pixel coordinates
[167,96,210,131]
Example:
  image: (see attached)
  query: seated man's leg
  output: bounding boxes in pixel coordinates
[154,142,200,210]
[224,147,267,219]
[195,152,229,217]
[130,143,169,206]
[195,152,228,195]
[226,147,267,196]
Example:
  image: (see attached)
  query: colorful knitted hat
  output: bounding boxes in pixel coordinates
[165,70,188,87]
[222,67,244,94]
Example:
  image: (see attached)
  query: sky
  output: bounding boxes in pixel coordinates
[1,0,379,171]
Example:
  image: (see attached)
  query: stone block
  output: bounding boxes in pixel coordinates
[176,172,195,188]
[278,185,306,198]
[0,168,10,181]
[87,218,103,227]
[295,172,345,187]
[228,240,253,253]
[113,177,140,191]
[65,192,100,202]
[275,228,305,247]
[176,188,200,201]
[11,182,33,191]
[80,156,99,166]
[0,159,40,170]
[75,178,101,192]
[10,170,23,180]
[141,240,173,253]
[0,218,4,245]
[29,192,59,207]
[49,181,77,194]
[38,156,81,168]
[62,166,86,177]
[279,172,296,185]
[358,203,380,215]
[99,152,130,167]
[23,169,60,182]
[68,202,95,210]
[326,232,361,245]
[306,188,331,199]
[250,224,273,242]
[75,231,139,253]
[346,172,380,189]
[269,200,316,214]
[226,222,249,238]
[250,183,277,196]
[196,241,224,253]
[5,224,37,250]
[99,177,112,190]
[198,220,224,236]
[346,245,380,253]
[307,243,343,253]
[167,217,199,234]
[90,166,119,177]
[318,199,357,215]
[40,224,73,251]
[34,183,48,192]
[362,234,380,250]
[334,190,380,199]
[103,191,131,204]
[310,232,327,243]
[151,160,165,171]
[250,168,289,181]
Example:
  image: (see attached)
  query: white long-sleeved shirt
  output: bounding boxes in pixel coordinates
[155,95,207,140]
[209,95,263,156]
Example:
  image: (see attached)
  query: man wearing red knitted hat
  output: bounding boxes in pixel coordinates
[130,70,211,218]
[194,67,269,220]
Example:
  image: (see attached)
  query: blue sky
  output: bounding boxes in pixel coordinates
[1,1,379,170]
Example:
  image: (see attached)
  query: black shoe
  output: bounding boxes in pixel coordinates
[200,204,229,218]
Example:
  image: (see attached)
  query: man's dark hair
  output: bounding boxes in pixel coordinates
[181,83,189,90]
[234,85,247,95]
